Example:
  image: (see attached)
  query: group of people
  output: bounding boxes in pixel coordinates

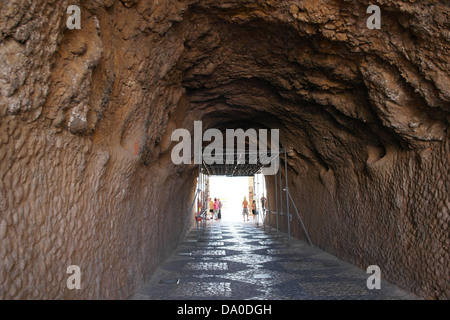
[206,195,267,223]
[242,195,266,223]
[208,198,222,220]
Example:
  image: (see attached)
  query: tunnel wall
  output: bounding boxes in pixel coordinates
[0,0,199,299]
[0,116,197,299]
[266,143,449,299]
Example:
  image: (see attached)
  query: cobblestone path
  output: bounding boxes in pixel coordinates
[131,221,418,300]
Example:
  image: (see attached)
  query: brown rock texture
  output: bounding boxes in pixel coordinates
[0,0,448,299]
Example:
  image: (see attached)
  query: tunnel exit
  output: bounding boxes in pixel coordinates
[207,174,267,223]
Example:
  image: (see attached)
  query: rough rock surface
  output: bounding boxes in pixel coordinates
[0,0,448,299]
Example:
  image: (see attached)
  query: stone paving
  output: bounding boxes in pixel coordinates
[131,220,418,300]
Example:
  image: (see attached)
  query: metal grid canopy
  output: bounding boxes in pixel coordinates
[201,149,274,176]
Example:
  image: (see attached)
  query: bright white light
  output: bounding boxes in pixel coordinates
[209,175,267,222]
[209,176,249,222]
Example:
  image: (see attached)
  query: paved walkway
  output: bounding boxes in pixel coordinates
[131,220,417,300]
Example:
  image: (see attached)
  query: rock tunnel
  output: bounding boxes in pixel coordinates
[0,0,448,299]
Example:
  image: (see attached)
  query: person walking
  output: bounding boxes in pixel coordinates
[260,195,266,213]
[213,198,219,220]
[242,197,249,222]
[252,200,259,226]
[208,198,214,220]
[218,198,222,220]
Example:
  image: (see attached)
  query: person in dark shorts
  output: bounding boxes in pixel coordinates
[208,198,214,219]
[242,197,249,221]
[252,200,259,226]
[218,198,222,219]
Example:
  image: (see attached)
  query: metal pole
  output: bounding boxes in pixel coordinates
[253,174,256,225]
[201,172,204,231]
[256,174,260,227]
[265,174,269,231]
[201,170,205,231]
[261,175,264,227]
[257,174,260,227]
[284,148,291,245]
[197,164,200,242]
[202,172,206,232]
[287,191,313,246]
[262,174,265,230]
[254,174,257,227]
[199,169,203,233]
[279,154,283,234]
[274,169,278,235]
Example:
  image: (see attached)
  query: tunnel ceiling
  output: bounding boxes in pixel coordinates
[21,0,447,176]
[2,0,449,176]
[173,0,448,175]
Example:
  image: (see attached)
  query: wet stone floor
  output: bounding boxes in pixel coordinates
[131,221,417,300]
